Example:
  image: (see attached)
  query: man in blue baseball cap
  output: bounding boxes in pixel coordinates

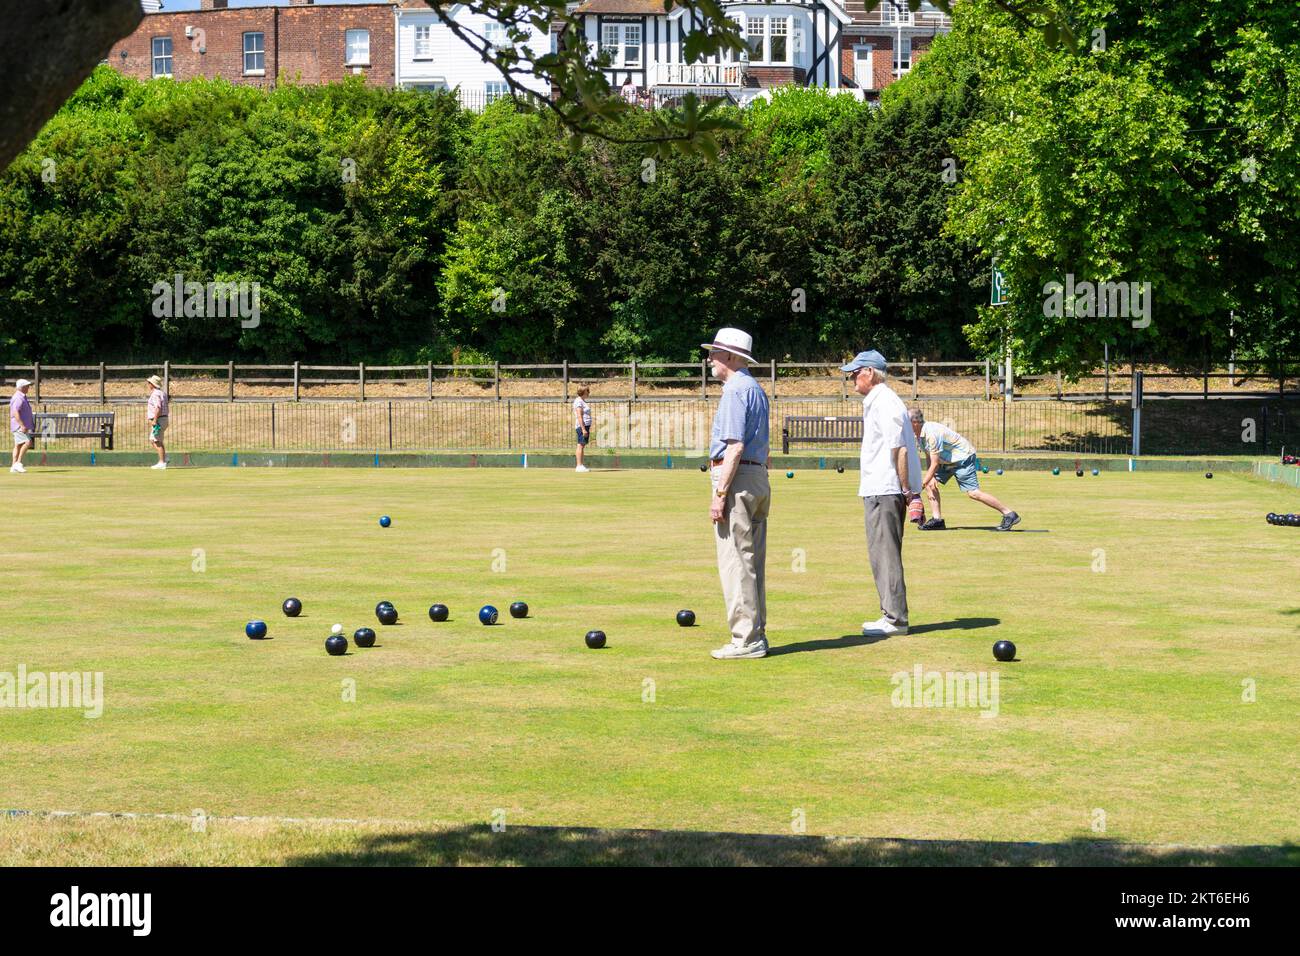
[842,350,922,636]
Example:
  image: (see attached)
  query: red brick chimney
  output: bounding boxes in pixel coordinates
[198,1,229,9]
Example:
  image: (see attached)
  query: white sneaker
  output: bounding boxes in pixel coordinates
[710,637,768,660]
[11,462,25,473]
[862,617,907,637]
[575,465,589,473]
[151,461,167,470]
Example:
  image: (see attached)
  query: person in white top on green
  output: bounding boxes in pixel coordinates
[910,408,1019,532]
[573,386,592,472]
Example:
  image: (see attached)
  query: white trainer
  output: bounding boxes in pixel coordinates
[862,618,907,637]
[151,461,167,470]
[11,462,26,473]
[575,465,589,473]
[710,637,768,660]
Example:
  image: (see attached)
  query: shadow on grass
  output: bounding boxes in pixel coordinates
[284,824,1299,867]
[908,617,1001,635]
[769,618,1000,656]
[939,526,1051,533]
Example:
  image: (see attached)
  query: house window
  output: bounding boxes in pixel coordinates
[414,24,432,59]
[746,18,764,61]
[485,81,510,103]
[151,36,173,78]
[484,21,509,51]
[345,29,370,66]
[894,36,911,74]
[600,23,640,68]
[770,18,788,63]
[243,32,265,74]
[623,24,641,66]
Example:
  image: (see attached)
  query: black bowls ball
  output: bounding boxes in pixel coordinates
[353,627,376,648]
[376,601,394,616]
[585,630,607,649]
[836,465,845,474]
[376,605,399,626]
[428,604,449,622]
[282,597,302,617]
[992,640,1017,662]
[676,609,696,627]
[509,602,529,619]
[325,634,348,656]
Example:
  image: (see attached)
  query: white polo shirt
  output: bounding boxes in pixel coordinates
[858,383,922,497]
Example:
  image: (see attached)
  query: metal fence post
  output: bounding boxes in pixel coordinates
[163,359,170,395]
[494,362,500,401]
[912,359,918,401]
[359,363,365,402]
[388,401,393,450]
[427,361,433,400]
[984,359,990,402]
[1132,371,1143,456]
[631,360,637,401]
[771,360,777,399]
[562,360,569,401]
[99,362,106,404]
[701,360,707,398]
[293,361,300,401]
[33,362,40,402]
[228,361,234,402]
[271,402,276,449]
[506,400,512,447]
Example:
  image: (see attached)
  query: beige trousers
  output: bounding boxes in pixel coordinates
[712,464,770,644]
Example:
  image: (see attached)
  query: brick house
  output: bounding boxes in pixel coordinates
[841,1,951,96]
[110,0,397,88]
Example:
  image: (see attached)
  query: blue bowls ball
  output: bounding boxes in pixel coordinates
[995,468,1003,476]
[325,634,348,656]
[479,605,499,625]
[246,620,268,640]
[379,515,391,528]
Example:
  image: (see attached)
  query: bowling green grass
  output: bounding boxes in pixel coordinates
[1,467,1298,867]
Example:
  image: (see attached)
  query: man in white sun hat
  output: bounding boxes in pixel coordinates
[703,327,771,660]
[842,349,921,637]
[146,374,169,469]
[9,378,35,473]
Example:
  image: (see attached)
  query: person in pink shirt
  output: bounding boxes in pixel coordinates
[146,374,169,470]
[9,378,35,474]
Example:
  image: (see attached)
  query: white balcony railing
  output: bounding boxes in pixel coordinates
[654,62,744,87]
[867,2,953,29]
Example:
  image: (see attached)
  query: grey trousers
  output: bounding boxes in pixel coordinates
[713,464,770,644]
[863,494,908,626]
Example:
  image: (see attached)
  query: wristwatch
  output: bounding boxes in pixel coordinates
[714,488,728,498]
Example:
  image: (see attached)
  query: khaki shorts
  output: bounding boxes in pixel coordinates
[13,430,33,446]
[150,418,169,442]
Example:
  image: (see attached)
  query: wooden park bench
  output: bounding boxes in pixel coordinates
[32,412,116,450]
[782,415,862,454]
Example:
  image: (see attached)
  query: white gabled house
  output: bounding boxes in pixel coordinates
[572,0,853,106]
[394,1,553,109]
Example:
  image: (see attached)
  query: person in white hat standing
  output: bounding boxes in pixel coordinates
[9,379,35,473]
[703,328,771,660]
[146,374,169,469]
